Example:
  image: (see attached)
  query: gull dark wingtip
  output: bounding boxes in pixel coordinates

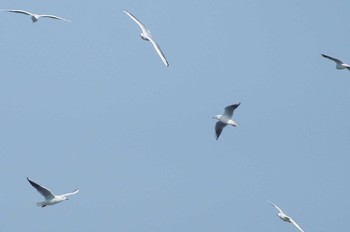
[232,102,241,108]
[27,177,36,187]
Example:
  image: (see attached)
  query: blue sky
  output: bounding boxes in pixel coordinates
[1,0,350,231]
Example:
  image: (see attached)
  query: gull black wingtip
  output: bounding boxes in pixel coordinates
[232,102,241,108]
[27,177,35,186]
[321,53,330,59]
[27,177,35,184]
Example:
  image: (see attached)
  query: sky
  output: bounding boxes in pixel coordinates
[1,0,350,231]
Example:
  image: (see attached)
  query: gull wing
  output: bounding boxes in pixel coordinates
[62,189,79,197]
[123,9,148,34]
[215,121,227,140]
[290,218,305,232]
[40,15,71,22]
[27,178,55,200]
[223,103,241,118]
[268,200,284,214]
[321,54,343,64]
[149,37,169,66]
[2,9,33,16]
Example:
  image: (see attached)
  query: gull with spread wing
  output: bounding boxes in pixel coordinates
[268,200,305,232]
[27,177,79,207]
[1,9,71,23]
[321,54,350,71]
[212,103,240,140]
[123,9,169,67]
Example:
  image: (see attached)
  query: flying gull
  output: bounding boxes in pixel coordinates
[321,54,350,71]
[212,103,240,140]
[123,9,169,67]
[268,200,305,232]
[1,9,71,23]
[27,177,79,207]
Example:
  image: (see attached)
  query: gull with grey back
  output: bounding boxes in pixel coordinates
[212,103,240,140]
[27,177,79,207]
[268,200,305,232]
[1,9,71,23]
[123,9,169,67]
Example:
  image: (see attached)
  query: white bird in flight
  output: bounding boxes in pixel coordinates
[27,177,79,207]
[321,54,350,71]
[268,200,305,232]
[123,9,169,67]
[212,103,240,140]
[1,9,71,23]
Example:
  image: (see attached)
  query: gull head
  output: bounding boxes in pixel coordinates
[31,15,39,23]
[212,115,220,120]
[140,33,149,41]
[278,213,291,222]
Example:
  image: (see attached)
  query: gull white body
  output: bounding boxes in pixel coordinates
[27,177,79,207]
[1,9,71,23]
[335,63,350,70]
[321,53,350,71]
[212,103,240,140]
[123,9,169,67]
[37,195,67,207]
[214,115,239,127]
[268,201,305,232]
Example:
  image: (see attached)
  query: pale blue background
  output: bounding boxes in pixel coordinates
[1,0,349,232]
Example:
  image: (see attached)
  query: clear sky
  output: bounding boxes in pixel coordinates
[1,0,350,232]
